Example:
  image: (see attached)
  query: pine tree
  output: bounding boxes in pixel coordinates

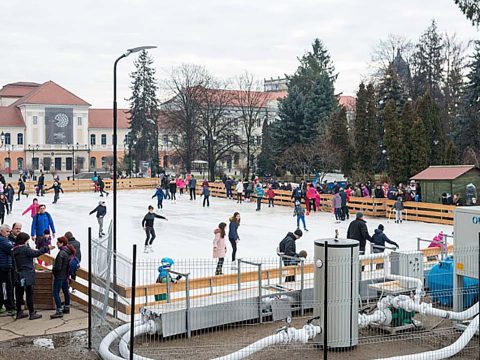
[416,91,446,165]
[257,119,276,176]
[354,83,369,172]
[399,101,415,180]
[128,50,160,175]
[329,107,353,176]
[383,100,404,183]
[445,140,459,165]
[458,41,480,154]
[410,115,429,175]
[454,0,480,26]
[412,20,445,101]
[365,83,379,173]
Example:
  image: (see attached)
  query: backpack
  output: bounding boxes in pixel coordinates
[69,256,80,277]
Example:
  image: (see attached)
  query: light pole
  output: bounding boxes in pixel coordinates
[6,144,13,177]
[0,132,4,175]
[67,143,79,180]
[28,144,40,178]
[112,45,156,317]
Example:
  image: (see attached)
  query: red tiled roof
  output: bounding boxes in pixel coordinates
[12,81,90,106]
[339,95,356,111]
[411,165,479,180]
[0,106,25,127]
[0,82,40,98]
[88,109,129,129]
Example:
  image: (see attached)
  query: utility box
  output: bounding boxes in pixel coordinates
[314,238,359,349]
[390,251,424,286]
[453,207,480,311]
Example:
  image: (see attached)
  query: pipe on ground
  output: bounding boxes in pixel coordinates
[98,322,141,360]
[211,324,321,360]
[376,314,479,360]
[118,320,158,360]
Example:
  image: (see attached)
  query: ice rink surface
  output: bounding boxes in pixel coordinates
[7,188,452,261]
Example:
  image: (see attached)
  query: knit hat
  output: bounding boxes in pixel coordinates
[356,212,364,219]
[294,229,303,237]
[378,224,384,231]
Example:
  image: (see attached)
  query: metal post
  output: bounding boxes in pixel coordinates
[87,227,92,350]
[323,241,328,358]
[166,271,171,303]
[278,256,283,284]
[257,264,262,324]
[237,259,241,291]
[186,275,191,338]
[129,245,137,360]
[300,259,305,316]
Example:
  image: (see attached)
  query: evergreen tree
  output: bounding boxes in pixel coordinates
[400,101,415,180]
[274,86,305,155]
[366,83,379,172]
[445,140,459,165]
[454,0,480,26]
[377,63,407,114]
[412,20,445,101]
[458,41,480,154]
[329,107,353,176]
[383,100,404,183]
[128,50,160,175]
[416,91,446,165]
[410,114,429,175]
[354,83,369,172]
[257,119,276,176]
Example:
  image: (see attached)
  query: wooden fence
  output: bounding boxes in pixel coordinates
[197,182,456,225]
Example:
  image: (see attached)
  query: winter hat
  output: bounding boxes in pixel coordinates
[298,250,308,258]
[99,200,105,205]
[378,224,384,231]
[356,212,364,219]
[43,229,51,235]
[437,231,444,240]
[294,229,303,237]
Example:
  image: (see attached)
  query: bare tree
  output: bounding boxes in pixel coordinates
[369,34,414,80]
[162,64,209,173]
[196,78,239,181]
[234,72,269,179]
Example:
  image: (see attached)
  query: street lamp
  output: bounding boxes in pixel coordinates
[67,143,79,180]
[0,132,4,146]
[28,144,40,177]
[112,45,156,317]
[6,144,14,177]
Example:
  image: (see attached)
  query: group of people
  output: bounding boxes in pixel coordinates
[0,197,82,321]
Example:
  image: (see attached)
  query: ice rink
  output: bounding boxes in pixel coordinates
[7,188,452,261]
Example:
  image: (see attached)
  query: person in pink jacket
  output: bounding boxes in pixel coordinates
[305,184,318,214]
[213,222,227,275]
[177,177,186,195]
[22,198,40,218]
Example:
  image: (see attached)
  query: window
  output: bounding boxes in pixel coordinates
[173,135,179,145]
[66,157,73,171]
[90,134,96,145]
[234,135,239,144]
[124,133,131,145]
[77,117,82,126]
[163,135,169,146]
[55,157,62,171]
[101,156,107,170]
[257,119,262,127]
[17,133,23,145]
[90,157,97,169]
[17,158,24,171]
[101,134,107,145]
[32,157,39,170]
[4,133,11,145]
[256,136,262,146]
[33,116,38,125]
[234,154,240,165]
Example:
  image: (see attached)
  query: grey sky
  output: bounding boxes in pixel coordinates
[1,0,477,108]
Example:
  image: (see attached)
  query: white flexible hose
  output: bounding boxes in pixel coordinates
[359,252,389,261]
[211,324,321,360]
[376,314,479,360]
[387,275,423,304]
[99,321,141,360]
[391,297,479,321]
[358,308,392,328]
[118,321,158,360]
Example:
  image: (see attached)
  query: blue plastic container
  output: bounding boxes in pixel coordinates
[426,256,478,308]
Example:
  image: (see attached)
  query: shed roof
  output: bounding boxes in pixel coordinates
[410,165,479,180]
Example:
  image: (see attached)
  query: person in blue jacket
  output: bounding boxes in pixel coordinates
[255,183,265,211]
[152,185,165,209]
[31,204,56,242]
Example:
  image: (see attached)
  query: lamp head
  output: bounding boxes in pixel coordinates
[126,46,157,56]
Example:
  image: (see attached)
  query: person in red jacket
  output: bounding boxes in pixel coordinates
[266,186,275,207]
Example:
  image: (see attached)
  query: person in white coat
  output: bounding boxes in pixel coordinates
[235,179,244,204]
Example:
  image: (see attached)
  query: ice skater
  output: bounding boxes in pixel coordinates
[17,178,29,201]
[89,201,107,237]
[46,181,64,204]
[169,178,177,202]
[22,198,39,218]
[142,205,167,253]
[235,179,244,203]
[202,184,210,207]
[228,212,241,269]
[293,200,308,231]
[98,176,109,197]
[213,222,227,275]
[392,197,404,223]
[152,185,165,209]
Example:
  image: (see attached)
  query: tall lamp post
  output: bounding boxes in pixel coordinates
[6,144,13,177]
[0,132,5,174]
[67,143,79,180]
[28,144,40,177]
[113,45,156,317]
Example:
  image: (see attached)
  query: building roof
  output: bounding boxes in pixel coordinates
[0,106,25,127]
[0,82,41,98]
[12,81,91,106]
[411,165,479,180]
[339,95,356,111]
[88,109,130,129]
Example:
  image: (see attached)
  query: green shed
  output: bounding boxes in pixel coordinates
[411,165,480,204]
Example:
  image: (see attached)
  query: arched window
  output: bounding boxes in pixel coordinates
[101,156,107,170]
[4,133,11,145]
[17,157,24,171]
[90,134,96,145]
[17,133,23,145]
[90,157,97,170]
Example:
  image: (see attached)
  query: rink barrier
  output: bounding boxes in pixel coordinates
[197,182,456,225]
[37,243,455,316]
[24,177,159,193]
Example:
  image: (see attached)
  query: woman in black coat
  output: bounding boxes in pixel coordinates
[13,232,53,320]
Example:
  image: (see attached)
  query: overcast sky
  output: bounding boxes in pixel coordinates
[0,0,478,108]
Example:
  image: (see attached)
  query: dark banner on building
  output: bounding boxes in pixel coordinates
[45,107,73,144]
